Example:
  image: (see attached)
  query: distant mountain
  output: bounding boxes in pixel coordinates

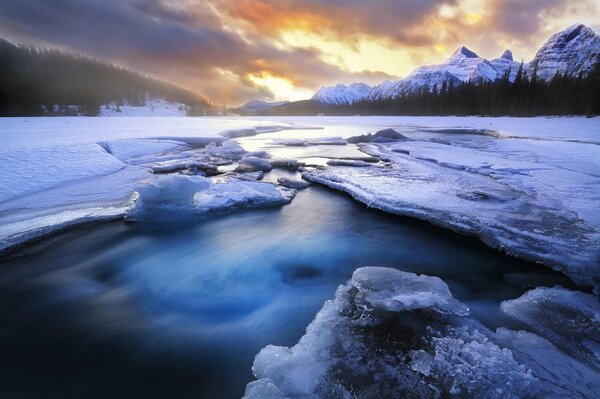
[312,24,600,103]
[0,37,215,116]
[311,82,372,105]
[240,99,290,111]
[530,24,600,81]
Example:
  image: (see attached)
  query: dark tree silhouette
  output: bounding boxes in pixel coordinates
[0,38,216,116]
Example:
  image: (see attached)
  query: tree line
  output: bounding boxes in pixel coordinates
[259,59,600,117]
[0,38,215,116]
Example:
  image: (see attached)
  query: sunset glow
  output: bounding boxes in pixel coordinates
[1,0,599,104]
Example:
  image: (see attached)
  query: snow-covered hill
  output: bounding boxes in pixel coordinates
[311,82,372,105]
[313,24,600,103]
[100,98,189,117]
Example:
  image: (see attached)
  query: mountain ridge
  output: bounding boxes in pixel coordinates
[312,24,600,104]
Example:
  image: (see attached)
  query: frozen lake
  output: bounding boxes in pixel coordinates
[0,116,599,398]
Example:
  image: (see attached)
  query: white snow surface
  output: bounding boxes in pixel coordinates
[245,267,600,399]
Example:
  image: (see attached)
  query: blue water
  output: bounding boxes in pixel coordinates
[0,177,572,398]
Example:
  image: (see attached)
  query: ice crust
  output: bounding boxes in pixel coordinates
[245,267,600,399]
[501,286,600,369]
[302,133,600,292]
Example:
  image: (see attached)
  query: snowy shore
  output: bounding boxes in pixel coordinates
[1,115,599,398]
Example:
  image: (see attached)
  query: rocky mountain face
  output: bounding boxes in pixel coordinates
[312,24,599,104]
[530,24,600,81]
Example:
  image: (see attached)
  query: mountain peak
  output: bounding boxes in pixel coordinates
[500,50,513,61]
[451,46,479,60]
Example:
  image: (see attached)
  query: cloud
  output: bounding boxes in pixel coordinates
[0,0,597,104]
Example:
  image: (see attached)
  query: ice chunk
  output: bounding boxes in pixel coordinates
[326,159,376,167]
[245,267,538,399]
[271,159,305,169]
[277,177,310,190]
[271,137,347,146]
[238,156,273,172]
[244,379,285,399]
[501,287,600,369]
[127,174,294,221]
[206,140,246,160]
[306,136,346,145]
[350,267,469,315]
[271,138,307,146]
[347,128,409,143]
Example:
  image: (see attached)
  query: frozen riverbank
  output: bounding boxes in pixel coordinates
[1,115,599,398]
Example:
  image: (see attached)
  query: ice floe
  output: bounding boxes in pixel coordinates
[126,174,294,221]
[303,136,600,292]
[277,177,311,190]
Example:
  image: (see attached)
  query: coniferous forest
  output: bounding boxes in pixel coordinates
[256,59,600,117]
[0,38,214,116]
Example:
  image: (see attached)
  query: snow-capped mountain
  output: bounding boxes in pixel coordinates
[312,82,372,105]
[240,100,290,111]
[314,24,599,102]
[530,24,600,81]
[490,50,522,82]
[369,46,499,100]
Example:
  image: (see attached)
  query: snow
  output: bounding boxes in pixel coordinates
[99,98,189,117]
[0,142,126,202]
[501,286,600,369]
[126,174,294,221]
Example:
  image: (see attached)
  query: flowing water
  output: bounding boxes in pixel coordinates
[0,171,572,398]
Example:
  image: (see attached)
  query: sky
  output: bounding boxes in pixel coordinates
[1,0,599,106]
